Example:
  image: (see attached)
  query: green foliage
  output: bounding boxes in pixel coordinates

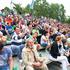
[12,1,66,23]
[3,7,11,15]
[13,4,24,15]
[24,4,32,14]
[49,3,60,19]
[32,0,66,22]
[59,4,66,22]
[65,16,70,24]
[49,4,65,22]
[33,0,49,17]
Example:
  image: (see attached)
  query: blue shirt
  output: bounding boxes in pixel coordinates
[5,25,13,34]
[0,47,12,70]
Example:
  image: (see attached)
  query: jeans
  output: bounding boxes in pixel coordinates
[11,44,24,59]
[41,43,48,47]
[0,65,9,70]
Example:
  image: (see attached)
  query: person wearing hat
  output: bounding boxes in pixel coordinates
[0,35,13,70]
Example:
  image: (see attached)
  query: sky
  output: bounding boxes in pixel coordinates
[0,0,70,16]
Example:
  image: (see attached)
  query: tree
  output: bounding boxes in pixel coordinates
[3,7,11,15]
[3,0,66,23]
[49,3,65,22]
[33,0,49,17]
[49,4,59,19]
[65,16,70,24]
[13,4,24,15]
[59,4,66,22]
[24,4,32,14]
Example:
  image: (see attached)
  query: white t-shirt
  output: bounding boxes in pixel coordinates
[40,35,47,44]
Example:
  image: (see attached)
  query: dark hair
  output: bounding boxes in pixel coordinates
[14,26,19,30]
[62,31,66,35]
[62,39,67,44]
[0,42,4,51]
[27,21,30,26]
[14,27,16,30]
[2,25,5,30]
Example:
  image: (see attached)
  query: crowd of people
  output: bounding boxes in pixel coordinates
[0,14,70,70]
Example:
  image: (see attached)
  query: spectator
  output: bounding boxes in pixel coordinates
[11,27,23,59]
[62,39,70,63]
[0,36,13,70]
[50,36,70,70]
[40,32,50,48]
[22,39,48,70]
[5,23,13,35]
